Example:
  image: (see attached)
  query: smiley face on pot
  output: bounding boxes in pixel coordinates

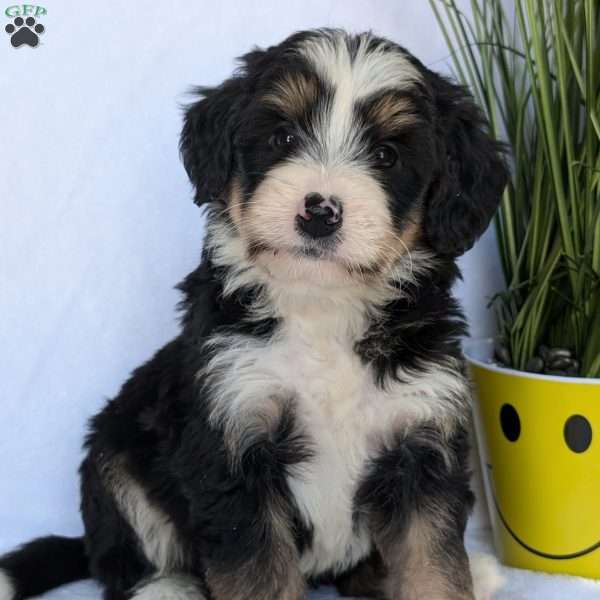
[490,403,600,559]
[471,364,600,578]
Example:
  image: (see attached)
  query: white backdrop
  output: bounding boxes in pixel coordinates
[0,0,503,549]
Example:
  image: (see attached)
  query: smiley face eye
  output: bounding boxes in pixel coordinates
[500,403,521,442]
[564,415,592,453]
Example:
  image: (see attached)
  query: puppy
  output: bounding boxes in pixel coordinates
[0,29,508,600]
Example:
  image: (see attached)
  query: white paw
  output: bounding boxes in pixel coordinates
[470,552,506,600]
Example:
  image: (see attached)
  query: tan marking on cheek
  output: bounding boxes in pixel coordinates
[239,163,308,251]
[226,179,244,228]
[263,73,317,118]
[225,180,271,259]
[336,211,420,281]
[228,179,266,257]
[368,95,418,132]
[394,212,422,252]
[373,209,422,269]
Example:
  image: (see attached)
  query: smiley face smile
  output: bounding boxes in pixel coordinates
[486,463,600,560]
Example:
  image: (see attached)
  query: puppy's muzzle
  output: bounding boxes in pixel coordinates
[296,193,343,239]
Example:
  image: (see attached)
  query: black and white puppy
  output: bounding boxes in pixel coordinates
[0,29,508,600]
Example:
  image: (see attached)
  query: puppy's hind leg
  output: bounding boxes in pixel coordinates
[129,575,206,600]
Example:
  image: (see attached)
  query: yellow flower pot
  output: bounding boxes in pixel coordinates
[465,338,600,579]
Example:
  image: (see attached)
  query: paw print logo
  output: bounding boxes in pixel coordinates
[5,16,45,48]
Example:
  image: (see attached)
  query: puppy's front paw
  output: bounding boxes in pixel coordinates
[469,552,505,600]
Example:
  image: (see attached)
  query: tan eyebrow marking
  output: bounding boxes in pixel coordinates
[262,73,318,117]
[366,94,419,131]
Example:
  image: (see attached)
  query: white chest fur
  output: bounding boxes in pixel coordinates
[203,291,467,577]
[271,314,381,576]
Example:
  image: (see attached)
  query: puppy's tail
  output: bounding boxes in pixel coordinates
[0,536,89,599]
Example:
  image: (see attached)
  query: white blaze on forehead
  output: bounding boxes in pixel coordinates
[298,31,421,165]
[301,31,420,99]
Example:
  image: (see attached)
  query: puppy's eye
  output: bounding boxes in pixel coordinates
[271,129,297,149]
[372,144,398,168]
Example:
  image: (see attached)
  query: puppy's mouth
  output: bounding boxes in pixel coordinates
[247,238,382,283]
[486,463,600,560]
[295,245,335,259]
[295,235,340,259]
[248,237,340,262]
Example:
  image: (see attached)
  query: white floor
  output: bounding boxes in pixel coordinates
[466,529,600,600]
[2,528,600,599]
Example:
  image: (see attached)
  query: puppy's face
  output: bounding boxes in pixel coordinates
[181,30,507,284]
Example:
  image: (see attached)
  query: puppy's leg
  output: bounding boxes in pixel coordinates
[204,494,306,600]
[334,551,386,598]
[376,509,473,600]
[179,401,308,600]
[358,424,475,600]
[81,454,154,600]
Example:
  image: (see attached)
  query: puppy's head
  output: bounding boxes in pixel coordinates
[180,29,507,285]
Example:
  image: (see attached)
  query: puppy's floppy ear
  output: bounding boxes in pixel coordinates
[424,72,509,257]
[180,77,248,206]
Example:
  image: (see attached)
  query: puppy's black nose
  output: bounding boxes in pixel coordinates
[296,193,343,239]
